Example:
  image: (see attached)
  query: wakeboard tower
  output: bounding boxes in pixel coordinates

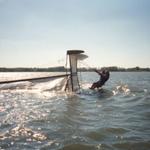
[65,50,88,92]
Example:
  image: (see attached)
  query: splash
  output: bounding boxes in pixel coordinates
[0,77,67,94]
[0,125,47,141]
[113,84,131,95]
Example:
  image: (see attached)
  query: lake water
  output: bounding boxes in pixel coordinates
[0,72,150,150]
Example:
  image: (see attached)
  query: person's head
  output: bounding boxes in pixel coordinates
[103,69,109,75]
[105,70,110,76]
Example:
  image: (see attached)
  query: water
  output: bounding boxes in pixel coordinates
[0,72,150,150]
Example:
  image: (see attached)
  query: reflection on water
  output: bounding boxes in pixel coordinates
[0,72,150,150]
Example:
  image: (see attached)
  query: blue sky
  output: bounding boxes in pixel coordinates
[0,0,150,68]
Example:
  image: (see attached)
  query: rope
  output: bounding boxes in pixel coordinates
[78,62,83,89]
[65,54,68,75]
[79,61,95,70]
[0,74,69,84]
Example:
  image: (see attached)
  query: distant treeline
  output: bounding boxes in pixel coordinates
[0,66,150,72]
[87,66,150,72]
[0,66,66,72]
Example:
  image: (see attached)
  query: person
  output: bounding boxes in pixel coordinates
[90,69,110,90]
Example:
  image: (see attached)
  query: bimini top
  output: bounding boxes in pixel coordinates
[67,50,84,55]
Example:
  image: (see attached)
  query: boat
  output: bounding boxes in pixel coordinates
[0,50,88,93]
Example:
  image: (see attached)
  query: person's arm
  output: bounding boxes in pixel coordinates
[95,69,102,75]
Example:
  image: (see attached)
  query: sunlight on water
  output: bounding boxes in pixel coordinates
[0,72,150,150]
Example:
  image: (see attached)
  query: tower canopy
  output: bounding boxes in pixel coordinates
[67,50,84,55]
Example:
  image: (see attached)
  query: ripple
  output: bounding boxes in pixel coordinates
[113,141,150,150]
[87,131,106,141]
[60,144,95,150]
[103,127,129,134]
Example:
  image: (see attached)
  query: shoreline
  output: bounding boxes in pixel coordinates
[0,66,150,72]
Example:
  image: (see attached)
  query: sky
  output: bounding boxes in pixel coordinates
[0,0,150,68]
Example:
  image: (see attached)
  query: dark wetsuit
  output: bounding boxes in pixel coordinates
[90,71,109,89]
